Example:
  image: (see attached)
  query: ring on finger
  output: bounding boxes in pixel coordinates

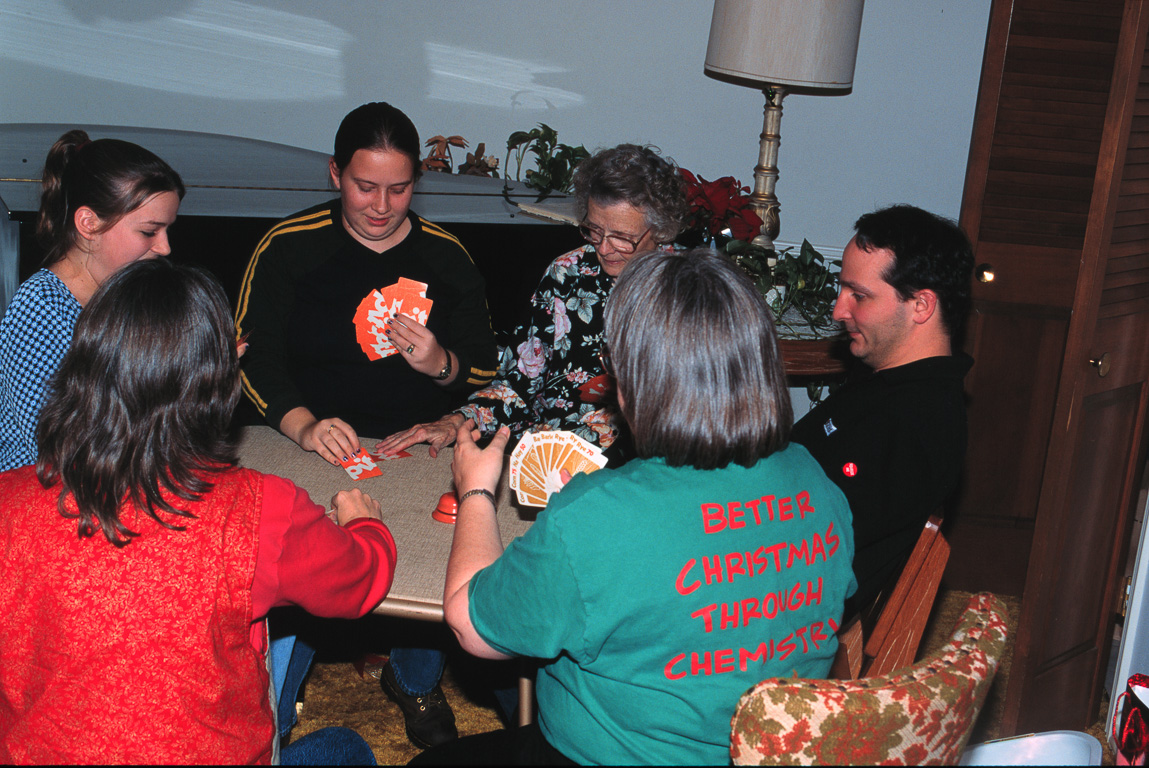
[406,344,415,354]
[327,424,335,432]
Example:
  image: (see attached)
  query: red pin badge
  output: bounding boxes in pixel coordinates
[842,462,858,478]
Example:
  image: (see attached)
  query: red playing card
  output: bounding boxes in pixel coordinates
[352,279,434,360]
[338,447,383,480]
[353,287,401,360]
[397,277,428,295]
[369,449,412,461]
[578,374,614,403]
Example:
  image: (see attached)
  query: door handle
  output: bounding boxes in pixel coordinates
[976,264,995,283]
[1089,353,1111,377]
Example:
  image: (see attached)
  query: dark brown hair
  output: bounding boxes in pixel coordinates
[605,248,792,469]
[36,129,185,266]
[36,259,241,547]
[854,204,974,341]
[571,144,689,243]
[332,102,421,179]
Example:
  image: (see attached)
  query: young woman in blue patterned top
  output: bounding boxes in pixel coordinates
[0,130,184,471]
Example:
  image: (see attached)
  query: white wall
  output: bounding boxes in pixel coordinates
[2,0,991,254]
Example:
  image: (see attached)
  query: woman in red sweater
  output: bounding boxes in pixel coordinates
[0,259,396,764]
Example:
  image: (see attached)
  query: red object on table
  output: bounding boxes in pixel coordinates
[432,491,458,524]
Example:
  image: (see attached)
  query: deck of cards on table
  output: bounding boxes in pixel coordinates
[338,447,412,480]
[509,430,607,507]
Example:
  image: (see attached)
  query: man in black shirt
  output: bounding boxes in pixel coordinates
[790,205,974,609]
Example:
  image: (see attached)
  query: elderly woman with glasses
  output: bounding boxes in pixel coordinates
[377,143,689,463]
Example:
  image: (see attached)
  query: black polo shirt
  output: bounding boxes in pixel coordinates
[790,354,973,608]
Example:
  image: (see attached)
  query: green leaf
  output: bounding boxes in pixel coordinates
[536,123,558,144]
[506,131,532,149]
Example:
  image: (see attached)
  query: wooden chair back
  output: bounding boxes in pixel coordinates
[829,515,950,679]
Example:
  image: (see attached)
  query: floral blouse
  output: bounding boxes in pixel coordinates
[456,245,622,450]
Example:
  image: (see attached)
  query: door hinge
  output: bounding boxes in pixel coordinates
[1121,575,1134,618]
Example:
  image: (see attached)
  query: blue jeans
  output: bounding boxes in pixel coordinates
[269,634,316,739]
[388,646,447,696]
[270,636,446,737]
[281,726,376,765]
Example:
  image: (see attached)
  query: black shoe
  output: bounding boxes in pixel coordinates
[379,661,458,749]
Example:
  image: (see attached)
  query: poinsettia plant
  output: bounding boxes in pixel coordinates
[677,167,840,341]
[679,169,763,244]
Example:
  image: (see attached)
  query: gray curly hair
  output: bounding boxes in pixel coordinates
[571,144,689,244]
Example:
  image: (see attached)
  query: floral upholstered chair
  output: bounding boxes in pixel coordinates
[730,592,1008,765]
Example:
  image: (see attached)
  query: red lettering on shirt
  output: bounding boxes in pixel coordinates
[691,603,718,633]
[777,631,797,661]
[725,551,747,579]
[796,490,814,518]
[746,498,763,525]
[764,542,787,571]
[720,602,740,631]
[826,522,839,558]
[739,641,774,670]
[676,559,700,596]
[806,578,823,607]
[701,503,726,534]
[761,495,776,520]
[727,502,746,529]
[701,555,723,584]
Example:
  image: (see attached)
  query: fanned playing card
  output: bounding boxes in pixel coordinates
[352,278,432,360]
[509,430,606,507]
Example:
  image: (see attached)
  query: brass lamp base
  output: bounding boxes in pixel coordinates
[750,85,786,253]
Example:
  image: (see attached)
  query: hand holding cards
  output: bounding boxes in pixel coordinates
[508,431,606,507]
[353,277,432,360]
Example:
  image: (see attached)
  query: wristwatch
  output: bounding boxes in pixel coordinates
[434,352,453,381]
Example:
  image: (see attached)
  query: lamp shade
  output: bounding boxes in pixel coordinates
[705,0,864,90]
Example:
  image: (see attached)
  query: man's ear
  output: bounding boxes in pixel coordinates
[74,206,102,241]
[910,288,939,325]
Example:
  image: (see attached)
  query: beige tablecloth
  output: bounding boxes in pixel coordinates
[238,426,535,621]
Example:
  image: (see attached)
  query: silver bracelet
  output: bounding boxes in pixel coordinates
[459,488,496,508]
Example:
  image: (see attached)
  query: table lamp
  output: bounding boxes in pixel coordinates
[705,0,864,251]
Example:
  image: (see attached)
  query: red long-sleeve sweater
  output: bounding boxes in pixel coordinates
[0,466,396,765]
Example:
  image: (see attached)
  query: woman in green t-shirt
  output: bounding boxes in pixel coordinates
[423,248,857,765]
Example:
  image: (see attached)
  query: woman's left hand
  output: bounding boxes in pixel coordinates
[451,421,509,498]
[388,313,448,377]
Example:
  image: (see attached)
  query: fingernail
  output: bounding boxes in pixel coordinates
[342,456,349,462]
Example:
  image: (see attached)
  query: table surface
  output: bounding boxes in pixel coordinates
[238,426,535,622]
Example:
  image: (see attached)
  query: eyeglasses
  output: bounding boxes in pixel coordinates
[598,344,615,377]
[578,222,652,255]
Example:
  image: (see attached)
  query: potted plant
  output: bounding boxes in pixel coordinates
[677,169,842,341]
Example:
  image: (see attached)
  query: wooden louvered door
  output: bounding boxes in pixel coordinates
[951,0,1149,733]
